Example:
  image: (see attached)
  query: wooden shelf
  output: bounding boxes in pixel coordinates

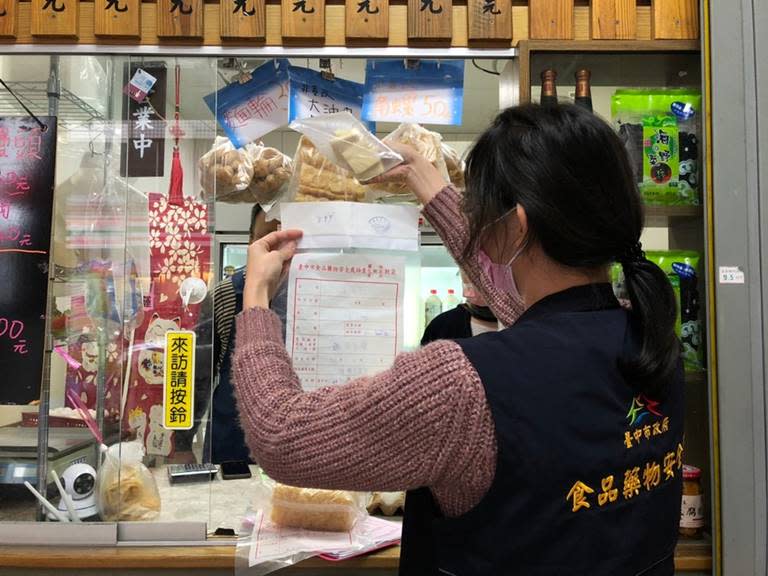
[645,204,704,227]
[517,38,701,105]
[685,370,707,386]
[0,538,712,572]
[518,39,701,54]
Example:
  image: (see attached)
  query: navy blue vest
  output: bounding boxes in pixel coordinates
[209,270,252,464]
[400,284,684,576]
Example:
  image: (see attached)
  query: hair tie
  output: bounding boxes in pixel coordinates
[619,242,645,265]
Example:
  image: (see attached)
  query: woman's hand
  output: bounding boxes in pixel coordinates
[372,142,450,205]
[244,229,303,311]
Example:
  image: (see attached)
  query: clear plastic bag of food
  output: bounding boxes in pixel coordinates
[368,123,448,202]
[199,136,255,202]
[244,142,294,206]
[268,481,366,532]
[97,441,161,521]
[234,474,382,575]
[442,141,466,189]
[289,111,403,182]
[285,136,369,203]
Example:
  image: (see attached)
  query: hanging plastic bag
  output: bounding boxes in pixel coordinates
[285,136,369,203]
[97,441,161,521]
[370,123,448,202]
[289,111,402,183]
[244,142,294,206]
[442,141,465,190]
[199,136,255,202]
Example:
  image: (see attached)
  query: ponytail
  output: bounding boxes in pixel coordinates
[619,243,680,399]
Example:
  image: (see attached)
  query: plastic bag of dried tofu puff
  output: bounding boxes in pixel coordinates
[243,142,293,206]
[199,136,255,203]
[289,111,403,182]
[97,442,161,521]
[370,123,449,203]
[235,474,402,575]
[442,141,466,190]
[284,135,370,204]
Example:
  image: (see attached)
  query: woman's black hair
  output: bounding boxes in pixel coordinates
[463,104,679,398]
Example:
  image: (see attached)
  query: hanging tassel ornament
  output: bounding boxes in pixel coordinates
[168,64,185,207]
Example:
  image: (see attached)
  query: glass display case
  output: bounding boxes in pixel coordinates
[0,53,502,537]
[0,46,716,574]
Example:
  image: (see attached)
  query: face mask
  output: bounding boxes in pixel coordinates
[477,206,524,299]
[478,249,521,299]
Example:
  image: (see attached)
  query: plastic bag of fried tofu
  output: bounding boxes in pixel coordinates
[442,141,466,190]
[285,136,370,203]
[367,123,449,203]
[289,111,403,183]
[199,136,255,203]
[244,142,294,205]
[270,483,366,532]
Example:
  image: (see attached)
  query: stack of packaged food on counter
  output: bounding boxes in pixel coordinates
[199,113,465,208]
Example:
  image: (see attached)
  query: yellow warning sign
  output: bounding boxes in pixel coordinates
[163,330,195,430]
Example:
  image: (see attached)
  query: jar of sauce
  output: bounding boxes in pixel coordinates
[680,465,704,537]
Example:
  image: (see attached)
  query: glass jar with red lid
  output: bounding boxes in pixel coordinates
[680,464,705,537]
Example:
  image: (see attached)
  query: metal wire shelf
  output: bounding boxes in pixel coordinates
[0,81,105,126]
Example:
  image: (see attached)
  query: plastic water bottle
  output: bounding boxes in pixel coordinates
[425,290,443,326]
[444,289,460,310]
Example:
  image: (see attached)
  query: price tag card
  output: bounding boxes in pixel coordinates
[346,0,388,39]
[288,66,372,129]
[123,68,158,103]
[282,0,324,38]
[95,0,140,38]
[362,59,464,126]
[204,59,290,148]
[31,0,78,37]
[718,266,745,285]
[220,0,265,39]
[0,0,18,38]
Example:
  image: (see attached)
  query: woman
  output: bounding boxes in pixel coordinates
[421,272,499,344]
[233,105,683,575]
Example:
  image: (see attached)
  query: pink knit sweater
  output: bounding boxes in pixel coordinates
[232,187,523,517]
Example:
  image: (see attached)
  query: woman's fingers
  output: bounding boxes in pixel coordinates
[256,229,303,252]
[387,142,420,161]
[368,165,411,184]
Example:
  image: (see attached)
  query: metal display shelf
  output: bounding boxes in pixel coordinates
[0,81,104,126]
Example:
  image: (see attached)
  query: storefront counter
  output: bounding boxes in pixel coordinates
[0,539,711,575]
[0,460,713,575]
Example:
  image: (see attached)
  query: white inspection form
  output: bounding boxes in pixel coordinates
[286,253,405,391]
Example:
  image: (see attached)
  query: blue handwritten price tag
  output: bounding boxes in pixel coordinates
[362,59,464,126]
[288,66,373,130]
[204,59,290,148]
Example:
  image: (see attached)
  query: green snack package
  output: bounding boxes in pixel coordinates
[611,89,702,206]
[611,251,704,372]
[642,116,679,204]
